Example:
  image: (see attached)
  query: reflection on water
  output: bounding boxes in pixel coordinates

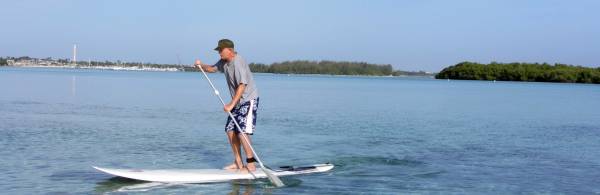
[94,177,148,193]
[93,176,305,194]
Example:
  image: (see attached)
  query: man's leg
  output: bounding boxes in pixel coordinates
[239,133,256,171]
[240,99,258,172]
[224,130,244,170]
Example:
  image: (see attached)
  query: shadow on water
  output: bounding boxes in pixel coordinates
[232,177,303,188]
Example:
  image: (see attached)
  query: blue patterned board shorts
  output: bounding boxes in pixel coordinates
[226,98,259,135]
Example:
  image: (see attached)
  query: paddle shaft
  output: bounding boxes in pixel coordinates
[197,64,268,170]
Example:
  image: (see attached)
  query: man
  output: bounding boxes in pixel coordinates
[194,39,259,172]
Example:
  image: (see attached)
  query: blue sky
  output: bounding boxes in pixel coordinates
[1,0,599,71]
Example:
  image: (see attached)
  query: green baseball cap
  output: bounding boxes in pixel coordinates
[214,39,234,51]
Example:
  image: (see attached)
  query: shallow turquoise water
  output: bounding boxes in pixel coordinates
[1,67,600,194]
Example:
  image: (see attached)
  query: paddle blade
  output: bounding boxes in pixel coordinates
[262,168,285,187]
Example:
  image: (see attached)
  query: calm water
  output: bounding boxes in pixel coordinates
[1,67,600,194]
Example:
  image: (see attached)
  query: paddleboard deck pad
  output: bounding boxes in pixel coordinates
[93,163,334,183]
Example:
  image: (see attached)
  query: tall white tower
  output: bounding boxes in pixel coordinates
[72,44,77,65]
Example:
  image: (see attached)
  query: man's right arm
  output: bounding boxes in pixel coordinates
[194,59,218,73]
[200,64,218,73]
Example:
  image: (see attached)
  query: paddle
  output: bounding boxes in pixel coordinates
[195,63,285,187]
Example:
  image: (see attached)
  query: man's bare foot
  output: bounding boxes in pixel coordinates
[238,166,255,174]
[223,163,239,170]
[246,162,256,172]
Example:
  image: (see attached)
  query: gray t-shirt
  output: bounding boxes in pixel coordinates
[214,55,258,104]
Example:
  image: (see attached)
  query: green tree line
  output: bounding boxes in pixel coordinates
[436,61,600,84]
[249,60,430,76]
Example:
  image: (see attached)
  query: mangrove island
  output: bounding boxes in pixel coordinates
[436,61,600,84]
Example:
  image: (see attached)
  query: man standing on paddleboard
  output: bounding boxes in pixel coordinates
[194,39,259,172]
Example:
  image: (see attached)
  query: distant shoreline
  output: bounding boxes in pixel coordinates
[0,56,434,77]
[1,64,181,72]
[0,65,435,78]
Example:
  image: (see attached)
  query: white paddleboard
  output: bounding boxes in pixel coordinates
[93,163,333,183]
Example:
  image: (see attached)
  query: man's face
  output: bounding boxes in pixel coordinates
[219,48,233,60]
